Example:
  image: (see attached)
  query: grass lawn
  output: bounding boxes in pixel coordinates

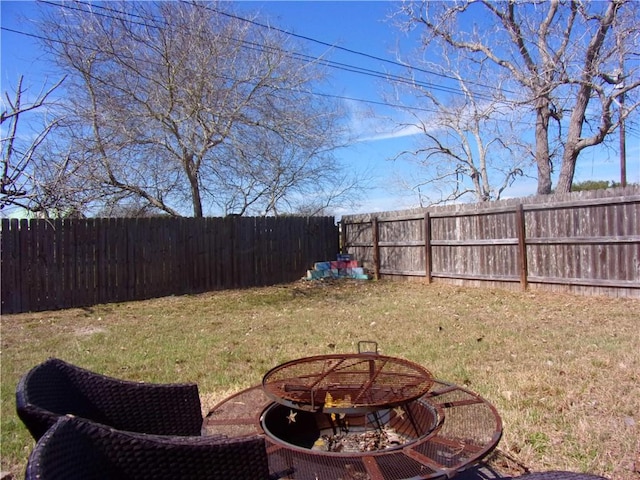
[1,280,638,479]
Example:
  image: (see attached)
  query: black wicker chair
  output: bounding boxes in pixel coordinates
[509,473,609,480]
[452,470,609,480]
[16,358,203,441]
[25,415,272,480]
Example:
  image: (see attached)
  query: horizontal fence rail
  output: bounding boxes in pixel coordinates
[1,216,339,314]
[341,187,640,298]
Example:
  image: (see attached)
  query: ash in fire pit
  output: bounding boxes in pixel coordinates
[313,426,408,453]
[261,401,439,454]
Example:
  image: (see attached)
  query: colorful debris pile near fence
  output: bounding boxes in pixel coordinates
[306,254,370,280]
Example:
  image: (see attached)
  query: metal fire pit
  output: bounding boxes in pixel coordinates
[204,348,502,480]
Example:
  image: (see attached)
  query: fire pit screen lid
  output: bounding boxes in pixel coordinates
[262,347,434,413]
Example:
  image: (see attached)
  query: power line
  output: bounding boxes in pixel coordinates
[37,0,505,102]
[0,25,436,116]
[3,2,535,124]
[38,0,160,29]
[186,0,521,97]
[236,38,495,101]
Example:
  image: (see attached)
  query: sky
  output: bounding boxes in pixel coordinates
[2,0,639,218]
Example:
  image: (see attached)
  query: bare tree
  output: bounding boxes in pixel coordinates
[1,75,65,214]
[398,0,640,194]
[390,56,531,204]
[38,1,355,217]
[204,108,366,216]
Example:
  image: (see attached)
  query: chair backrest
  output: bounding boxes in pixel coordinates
[25,416,121,479]
[16,358,203,440]
[509,473,609,480]
[26,416,273,480]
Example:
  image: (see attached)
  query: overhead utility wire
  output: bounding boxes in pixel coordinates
[14,1,529,119]
[187,0,521,97]
[236,37,495,101]
[38,0,161,30]
[56,0,501,101]
[0,25,452,117]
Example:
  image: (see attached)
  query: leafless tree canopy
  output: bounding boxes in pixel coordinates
[397,0,640,195]
[1,76,66,215]
[389,53,531,205]
[37,1,357,217]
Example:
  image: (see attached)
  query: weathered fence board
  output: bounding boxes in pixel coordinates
[1,216,339,314]
[342,187,640,298]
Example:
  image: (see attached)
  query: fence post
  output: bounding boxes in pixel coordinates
[515,203,528,290]
[372,216,380,280]
[424,212,432,283]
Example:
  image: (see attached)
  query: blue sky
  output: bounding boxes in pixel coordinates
[2,1,638,217]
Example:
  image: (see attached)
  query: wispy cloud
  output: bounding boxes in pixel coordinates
[356,123,423,143]
[345,98,426,144]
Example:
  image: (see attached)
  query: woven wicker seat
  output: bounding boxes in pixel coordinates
[451,470,609,480]
[16,358,203,440]
[25,415,272,480]
[508,473,609,480]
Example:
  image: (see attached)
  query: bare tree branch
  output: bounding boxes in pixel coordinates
[388,52,530,205]
[1,75,65,213]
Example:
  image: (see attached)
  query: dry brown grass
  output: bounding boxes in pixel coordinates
[1,279,639,479]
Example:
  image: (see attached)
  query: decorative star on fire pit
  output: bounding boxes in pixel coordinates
[286,409,297,424]
[393,406,406,420]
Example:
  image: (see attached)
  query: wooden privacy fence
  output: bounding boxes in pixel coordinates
[1,216,339,314]
[342,187,640,298]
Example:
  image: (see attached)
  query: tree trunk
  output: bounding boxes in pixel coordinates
[555,84,592,194]
[185,153,203,218]
[535,99,553,195]
[190,179,203,218]
[555,148,579,193]
[555,0,620,194]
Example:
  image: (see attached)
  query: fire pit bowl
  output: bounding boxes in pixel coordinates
[261,397,441,453]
